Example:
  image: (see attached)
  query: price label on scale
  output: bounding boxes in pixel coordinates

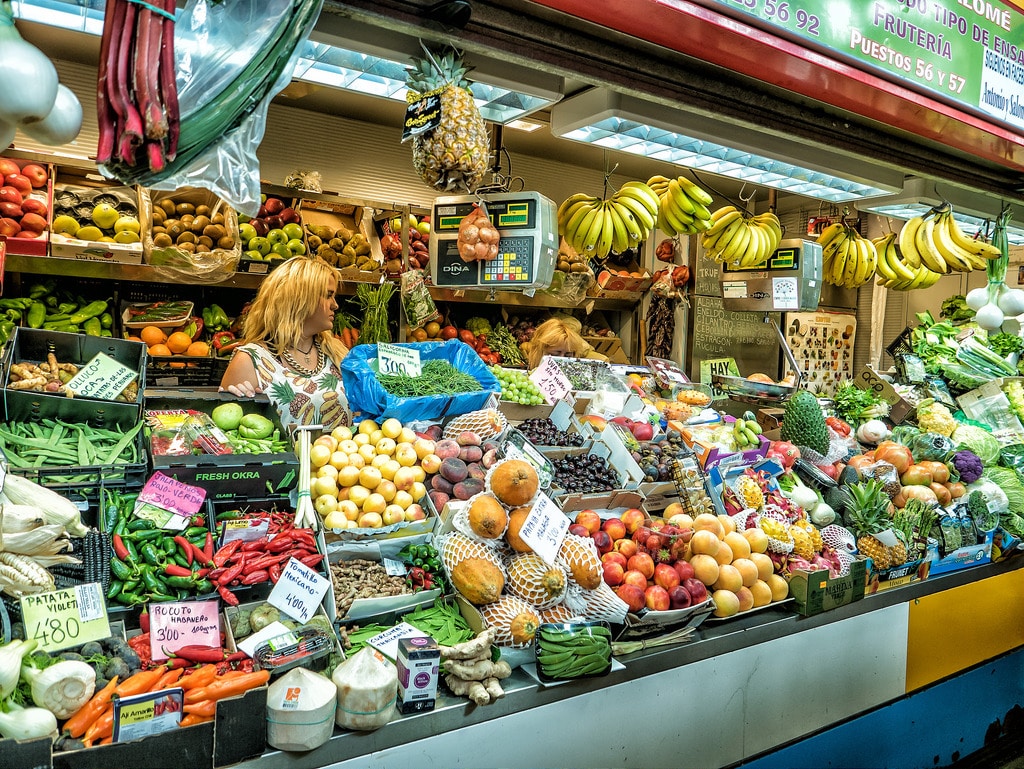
[377,343,423,377]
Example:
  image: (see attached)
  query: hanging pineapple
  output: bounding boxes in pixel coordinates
[405,47,491,192]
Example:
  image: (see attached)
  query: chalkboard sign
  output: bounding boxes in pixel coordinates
[689,294,781,381]
[694,249,723,298]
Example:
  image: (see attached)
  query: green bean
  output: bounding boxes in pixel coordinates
[376,360,483,397]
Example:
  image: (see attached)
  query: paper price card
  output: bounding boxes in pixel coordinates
[65,351,137,401]
[368,621,427,659]
[150,600,221,660]
[138,471,207,521]
[113,688,183,742]
[377,342,423,377]
[529,357,573,405]
[516,492,569,565]
[268,557,331,624]
[20,583,110,652]
[221,517,269,545]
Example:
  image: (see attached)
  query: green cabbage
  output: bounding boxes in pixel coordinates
[952,424,1001,465]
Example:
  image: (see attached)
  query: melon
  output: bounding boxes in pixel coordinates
[468,493,508,539]
[450,557,505,605]
[539,603,576,624]
[480,595,541,646]
[489,459,539,506]
[557,534,601,590]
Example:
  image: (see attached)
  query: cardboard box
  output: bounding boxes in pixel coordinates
[555,489,647,520]
[788,559,868,616]
[145,389,298,500]
[680,418,770,470]
[497,399,556,425]
[396,636,441,714]
[140,187,241,278]
[235,191,303,274]
[1,327,146,429]
[52,722,216,769]
[0,155,52,256]
[927,529,994,577]
[593,261,652,293]
[853,366,913,424]
[863,556,930,594]
[49,181,143,263]
[298,198,384,282]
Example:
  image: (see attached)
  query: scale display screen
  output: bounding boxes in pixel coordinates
[430,192,557,290]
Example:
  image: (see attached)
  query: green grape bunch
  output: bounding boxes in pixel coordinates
[489,365,545,405]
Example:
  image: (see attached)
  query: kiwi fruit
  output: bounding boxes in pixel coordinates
[153,232,173,248]
[176,231,197,244]
[212,213,225,225]
[203,224,225,241]
[195,244,211,253]
[166,222,184,239]
[197,235,215,249]
[195,204,211,217]
[175,202,196,217]
[178,241,196,253]
[191,215,211,233]
[159,199,176,217]
[152,207,166,225]
[217,235,236,250]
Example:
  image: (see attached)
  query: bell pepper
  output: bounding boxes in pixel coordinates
[209,304,230,330]
[177,316,204,342]
[212,331,236,353]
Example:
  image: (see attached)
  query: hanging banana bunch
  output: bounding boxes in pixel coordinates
[556,181,661,258]
[815,221,879,289]
[870,231,942,291]
[897,203,1001,275]
[647,174,714,235]
[699,205,783,268]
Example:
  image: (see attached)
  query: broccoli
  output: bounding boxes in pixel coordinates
[950,450,984,484]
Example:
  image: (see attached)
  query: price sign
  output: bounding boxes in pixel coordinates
[516,492,569,565]
[149,600,221,660]
[138,471,207,520]
[20,583,110,652]
[268,557,330,624]
[65,351,137,401]
[529,357,573,405]
[367,621,427,659]
[377,343,422,377]
[112,688,183,742]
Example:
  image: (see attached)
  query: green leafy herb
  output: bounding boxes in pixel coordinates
[940,295,976,323]
[986,332,1024,357]
[831,381,888,424]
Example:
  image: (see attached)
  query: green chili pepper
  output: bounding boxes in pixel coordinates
[26,301,46,329]
[141,543,164,567]
[109,558,135,581]
[165,575,199,590]
[140,568,167,594]
[194,579,214,594]
[184,526,210,539]
[127,518,157,532]
[107,580,123,601]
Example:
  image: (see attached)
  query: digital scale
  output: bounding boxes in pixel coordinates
[429,191,558,290]
[713,238,824,403]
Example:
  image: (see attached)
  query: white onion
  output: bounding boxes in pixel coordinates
[21,83,81,146]
[997,287,1024,317]
[975,302,1005,331]
[965,286,990,311]
[0,118,13,152]
[0,25,58,126]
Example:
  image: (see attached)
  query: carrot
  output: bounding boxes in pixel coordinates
[184,669,269,705]
[99,735,114,746]
[183,699,217,718]
[64,676,119,739]
[84,706,115,744]
[151,667,185,692]
[178,663,218,690]
[116,668,165,697]
[179,713,213,728]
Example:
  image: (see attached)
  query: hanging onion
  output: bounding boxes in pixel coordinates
[22,84,82,146]
[0,3,59,125]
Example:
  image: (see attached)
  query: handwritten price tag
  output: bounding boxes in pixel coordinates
[65,351,137,401]
[516,492,569,565]
[149,600,221,660]
[20,584,110,652]
[377,343,422,377]
[268,557,330,624]
[529,357,573,405]
[138,471,206,520]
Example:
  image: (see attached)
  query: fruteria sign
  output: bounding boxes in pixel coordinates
[707,0,1024,132]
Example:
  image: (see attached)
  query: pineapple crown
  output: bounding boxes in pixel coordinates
[406,46,473,93]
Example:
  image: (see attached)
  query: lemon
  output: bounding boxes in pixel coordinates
[52,214,80,236]
[75,225,103,241]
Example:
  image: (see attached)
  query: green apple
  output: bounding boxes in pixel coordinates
[249,236,271,256]
[114,215,141,234]
[237,213,251,224]
[416,221,431,236]
[286,238,306,255]
[282,222,303,241]
[245,249,264,261]
[266,228,288,246]
[91,203,119,229]
[270,242,292,260]
[239,222,257,245]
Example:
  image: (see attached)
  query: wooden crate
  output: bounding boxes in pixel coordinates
[584,335,629,363]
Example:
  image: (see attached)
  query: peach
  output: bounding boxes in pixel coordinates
[413,438,436,460]
[602,551,628,569]
[712,589,740,618]
[653,563,681,591]
[713,540,734,566]
[736,586,754,612]
[724,531,752,560]
[767,573,790,602]
[613,538,638,558]
[627,552,656,580]
[644,584,670,612]
[620,508,647,534]
[688,553,720,587]
[592,530,614,555]
[574,510,602,535]
[743,527,770,554]
[732,558,759,588]
[693,513,725,538]
[602,517,627,541]
[622,570,649,590]
[602,562,625,587]
[672,560,695,583]
[420,453,442,474]
[434,439,461,460]
[616,583,646,613]
[405,504,427,522]
[750,553,774,582]
[713,564,743,593]
[750,579,773,608]
[718,514,737,535]
[568,523,591,538]
[357,511,384,529]
[689,529,721,557]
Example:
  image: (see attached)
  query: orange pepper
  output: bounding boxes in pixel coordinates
[84,706,115,744]
[151,667,185,692]
[184,670,269,705]
[177,663,219,690]
[179,713,214,728]
[183,699,217,718]
[115,668,165,697]
[64,676,119,739]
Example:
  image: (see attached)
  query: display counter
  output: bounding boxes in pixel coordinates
[230,557,1024,769]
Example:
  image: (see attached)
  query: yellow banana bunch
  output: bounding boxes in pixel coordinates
[872,231,942,290]
[647,174,714,235]
[817,223,878,289]
[699,206,782,267]
[556,182,661,258]
[896,205,999,275]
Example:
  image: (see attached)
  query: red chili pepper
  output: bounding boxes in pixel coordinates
[139,608,150,634]
[299,553,325,569]
[265,534,295,554]
[165,644,227,663]
[189,540,212,568]
[207,567,225,582]
[268,563,283,583]
[217,561,245,586]
[825,416,851,437]
[164,563,194,578]
[212,540,241,567]
[245,553,289,572]
[217,584,239,606]
[202,531,214,562]
[163,656,192,669]
[196,567,210,578]
[173,536,194,566]
[240,569,269,585]
[241,536,270,553]
[112,533,131,562]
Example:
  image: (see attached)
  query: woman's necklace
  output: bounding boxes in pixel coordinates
[280,337,323,377]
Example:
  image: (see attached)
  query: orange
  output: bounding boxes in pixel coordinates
[148,343,172,357]
[140,326,167,346]
[411,327,428,342]
[425,321,441,338]
[186,341,211,357]
[166,331,193,354]
[126,335,143,343]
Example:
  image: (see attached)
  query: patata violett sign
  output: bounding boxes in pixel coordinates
[707,0,1024,131]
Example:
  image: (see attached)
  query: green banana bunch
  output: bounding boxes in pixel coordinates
[732,418,762,449]
[535,623,613,680]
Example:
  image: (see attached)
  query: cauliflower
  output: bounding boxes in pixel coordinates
[950,450,984,484]
[916,399,956,437]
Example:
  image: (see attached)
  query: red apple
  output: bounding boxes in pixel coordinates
[631,421,655,442]
[19,164,47,188]
[19,212,46,235]
[602,561,625,587]
[592,530,613,555]
[622,569,649,590]
[613,538,638,558]
[0,201,22,219]
[279,207,300,224]
[602,517,627,541]
[250,218,269,237]
[672,560,696,583]
[644,584,671,612]
[620,508,647,534]
[0,158,19,178]
[0,186,22,206]
[574,510,602,535]
[263,196,285,215]
[627,552,655,580]
[616,583,646,613]
[669,585,693,610]
[683,577,708,604]
[4,174,31,196]
[568,523,591,538]
[601,551,628,569]
[19,198,46,217]
[816,463,840,481]
[653,563,681,591]
[0,218,20,237]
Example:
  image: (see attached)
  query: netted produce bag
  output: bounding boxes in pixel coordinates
[832,547,856,577]
[556,533,603,591]
[756,511,795,555]
[484,458,541,509]
[451,492,511,548]
[795,426,850,466]
[438,531,507,606]
[821,524,857,554]
[505,553,569,610]
[562,581,629,624]
[539,602,583,624]
[479,595,541,648]
[442,407,507,441]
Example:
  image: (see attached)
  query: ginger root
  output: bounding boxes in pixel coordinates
[443,658,512,682]
[445,674,491,706]
[483,677,505,701]
[439,627,497,661]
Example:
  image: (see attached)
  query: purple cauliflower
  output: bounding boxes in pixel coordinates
[950,450,983,484]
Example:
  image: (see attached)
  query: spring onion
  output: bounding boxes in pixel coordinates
[0,2,58,126]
